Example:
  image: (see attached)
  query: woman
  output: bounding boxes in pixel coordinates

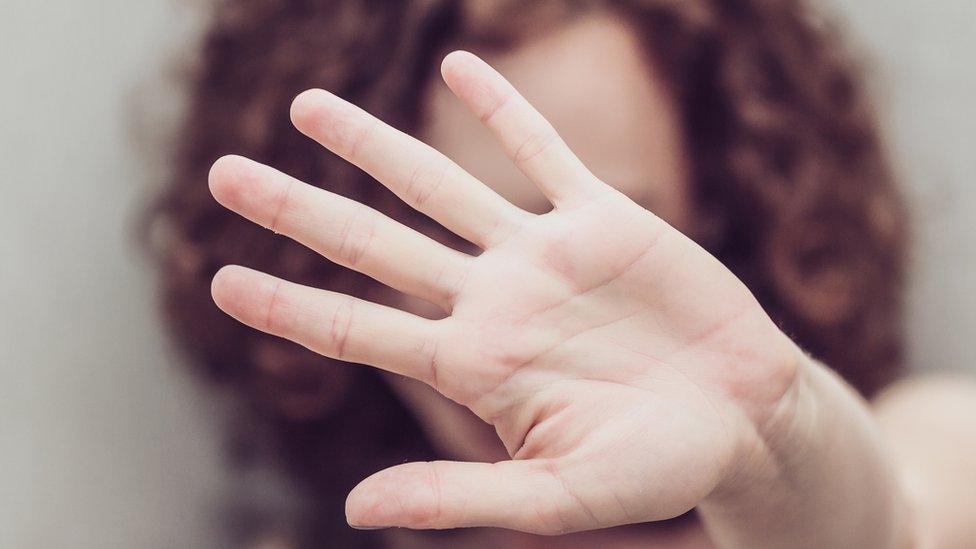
[150,1,976,547]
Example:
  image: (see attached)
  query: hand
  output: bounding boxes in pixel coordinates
[208,51,800,534]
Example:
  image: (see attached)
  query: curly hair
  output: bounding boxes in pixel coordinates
[147,0,909,545]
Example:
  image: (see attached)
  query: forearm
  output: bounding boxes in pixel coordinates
[698,355,915,549]
[873,376,976,548]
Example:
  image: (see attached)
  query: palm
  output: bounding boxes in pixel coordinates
[210,51,797,534]
[437,187,786,531]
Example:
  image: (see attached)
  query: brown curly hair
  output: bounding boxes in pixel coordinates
[147,0,909,545]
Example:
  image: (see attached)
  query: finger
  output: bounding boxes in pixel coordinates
[345,460,600,535]
[211,265,442,384]
[290,89,529,248]
[440,50,607,209]
[209,155,470,311]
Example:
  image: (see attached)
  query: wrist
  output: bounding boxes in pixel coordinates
[710,341,811,499]
[701,349,914,548]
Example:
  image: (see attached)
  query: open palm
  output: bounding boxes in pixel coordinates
[210,51,799,534]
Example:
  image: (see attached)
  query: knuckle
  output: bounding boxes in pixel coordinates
[335,207,377,268]
[479,90,511,124]
[261,279,290,334]
[423,462,445,527]
[419,335,441,389]
[404,157,449,208]
[325,296,355,359]
[267,177,294,234]
[513,129,556,166]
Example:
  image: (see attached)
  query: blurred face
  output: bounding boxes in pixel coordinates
[423,11,691,222]
[381,12,703,546]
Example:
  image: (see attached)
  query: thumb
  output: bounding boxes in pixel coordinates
[345,459,594,535]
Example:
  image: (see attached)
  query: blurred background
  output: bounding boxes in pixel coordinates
[1,0,973,546]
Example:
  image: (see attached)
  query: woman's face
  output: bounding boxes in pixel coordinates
[385,11,694,467]
[422,12,691,222]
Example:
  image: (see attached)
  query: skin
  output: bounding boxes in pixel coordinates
[386,13,694,475]
[207,13,976,549]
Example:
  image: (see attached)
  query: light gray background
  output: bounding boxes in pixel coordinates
[1,1,973,547]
